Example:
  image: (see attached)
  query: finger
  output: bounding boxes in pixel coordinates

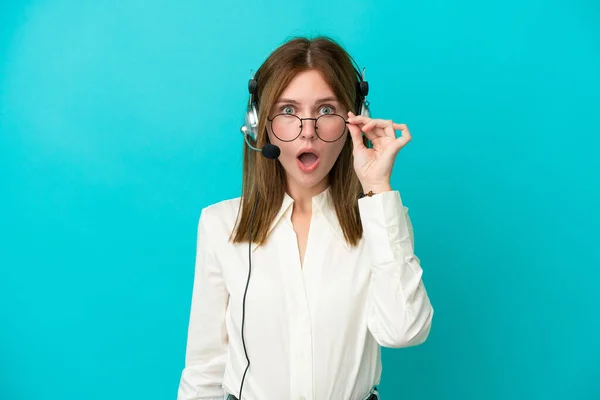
[361,119,391,131]
[361,119,392,142]
[361,120,378,132]
[347,111,372,125]
[347,123,366,151]
[359,122,383,143]
[367,119,397,137]
[393,123,412,141]
[391,135,411,152]
[389,124,412,152]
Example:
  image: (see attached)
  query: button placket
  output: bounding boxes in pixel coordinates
[286,224,314,400]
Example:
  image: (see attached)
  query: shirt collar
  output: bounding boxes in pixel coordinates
[251,186,349,252]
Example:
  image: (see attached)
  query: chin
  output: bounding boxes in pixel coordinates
[281,156,333,191]
[291,171,329,189]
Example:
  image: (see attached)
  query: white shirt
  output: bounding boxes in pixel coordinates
[177,187,434,400]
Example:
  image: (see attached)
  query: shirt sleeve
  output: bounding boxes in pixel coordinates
[358,190,434,348]
[177,209,229,400]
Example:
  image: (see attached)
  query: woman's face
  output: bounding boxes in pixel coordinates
[267,69,348,193]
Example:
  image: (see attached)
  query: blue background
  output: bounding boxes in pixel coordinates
[1,0,599,399]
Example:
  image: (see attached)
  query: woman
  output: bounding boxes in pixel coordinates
[177,36,434,400]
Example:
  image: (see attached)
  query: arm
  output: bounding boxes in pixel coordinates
[358,190,434,348]
[178,209,229,400]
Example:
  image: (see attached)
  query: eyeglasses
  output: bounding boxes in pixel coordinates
[267,113,348,143]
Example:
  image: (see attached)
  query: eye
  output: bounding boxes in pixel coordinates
[319,105,335,115]
[281,105,296,114]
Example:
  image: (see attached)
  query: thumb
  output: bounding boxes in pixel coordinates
[347,123,365,152]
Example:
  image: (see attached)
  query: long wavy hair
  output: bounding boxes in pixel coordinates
[230,36,369,248]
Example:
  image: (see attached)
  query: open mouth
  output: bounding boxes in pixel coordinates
[298,152,318,166]
[296,149,320,172]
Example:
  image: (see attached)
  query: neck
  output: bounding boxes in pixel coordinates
[286,178,329,214]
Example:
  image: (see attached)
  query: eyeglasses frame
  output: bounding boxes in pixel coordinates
[266,113,349,143]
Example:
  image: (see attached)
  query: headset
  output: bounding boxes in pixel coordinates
[235,64,371,400]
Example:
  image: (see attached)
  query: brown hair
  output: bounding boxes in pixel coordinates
[230,36,368,247]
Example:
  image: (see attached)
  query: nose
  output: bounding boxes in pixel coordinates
[300,118,318,140]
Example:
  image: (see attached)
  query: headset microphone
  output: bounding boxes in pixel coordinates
[240,126,280,159]
[261,144,280,159]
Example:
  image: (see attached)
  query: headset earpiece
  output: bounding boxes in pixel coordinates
[242,75,259,141]
[248,78,258,95]
[244,100,258,141]
[356,67,370,117]
[359,80,369,97]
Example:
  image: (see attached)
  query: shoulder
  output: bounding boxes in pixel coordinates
[197,196,242,243]
[201,196,242,219]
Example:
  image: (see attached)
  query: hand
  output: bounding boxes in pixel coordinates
[347,111,412,193]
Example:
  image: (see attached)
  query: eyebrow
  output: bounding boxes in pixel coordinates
[275,96,339,105]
